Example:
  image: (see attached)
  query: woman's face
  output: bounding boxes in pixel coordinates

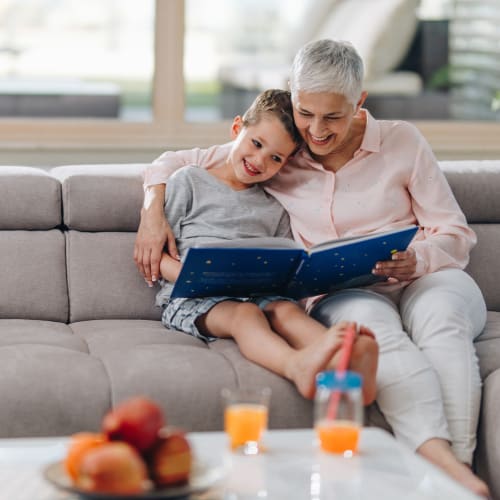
[292,91,362,157]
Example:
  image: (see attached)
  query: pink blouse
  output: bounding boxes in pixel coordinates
[145,110,475,291]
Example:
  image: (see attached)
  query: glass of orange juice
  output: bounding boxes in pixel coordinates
[222,387,271,455]
[314,371,363,456]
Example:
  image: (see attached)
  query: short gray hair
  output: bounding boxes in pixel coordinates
[289,39,364,107]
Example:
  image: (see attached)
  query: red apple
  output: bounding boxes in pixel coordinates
[149,428,192,487]
[76,442,150,494]
[102,396,165,453]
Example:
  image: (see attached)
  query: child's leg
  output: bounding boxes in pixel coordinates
[196,300,345,399]
[263,300,378,404]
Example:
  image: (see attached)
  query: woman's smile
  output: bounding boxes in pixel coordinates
[309,132,335,146]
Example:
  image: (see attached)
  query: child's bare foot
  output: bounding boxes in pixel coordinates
[418,438,490,498]
[327,324,378,405]
[285,328,345,399]
[349,326,378,404]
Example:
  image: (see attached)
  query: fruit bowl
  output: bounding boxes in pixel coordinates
[44,458,226,499]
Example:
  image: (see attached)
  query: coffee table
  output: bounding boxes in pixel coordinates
[0,428,481,499]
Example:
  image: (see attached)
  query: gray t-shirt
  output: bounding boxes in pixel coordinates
[156,165,292,304]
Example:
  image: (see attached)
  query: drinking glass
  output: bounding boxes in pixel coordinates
[314,370,363,456]
[222,387,271,455]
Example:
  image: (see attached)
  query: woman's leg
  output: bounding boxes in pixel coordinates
[310,288,450,449]
[196,300,344,398]
[399,269,486,464]
[263,300,379,404]
[417,438,489,497]
[311,287,489,498]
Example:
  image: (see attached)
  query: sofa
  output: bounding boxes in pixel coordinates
[219,0,426,119]
[1,161,500,498]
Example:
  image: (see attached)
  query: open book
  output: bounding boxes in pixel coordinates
[170,225,419,300]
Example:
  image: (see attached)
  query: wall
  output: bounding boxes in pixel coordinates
[1,142,499,168]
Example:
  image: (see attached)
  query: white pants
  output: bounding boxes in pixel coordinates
[310,269,486,464]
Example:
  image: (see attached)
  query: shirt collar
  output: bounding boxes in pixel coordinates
[359,108,380,153]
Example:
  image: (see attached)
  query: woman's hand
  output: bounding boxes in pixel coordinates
[372,247,417,282]
[133,185,179,286]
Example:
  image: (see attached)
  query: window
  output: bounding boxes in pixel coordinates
[0,0,499,160]
[449,0,500,121]
[184,0,500,124]
[0,0,155,120]
[184,0,305,122]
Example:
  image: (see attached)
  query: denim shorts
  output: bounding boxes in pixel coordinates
[161,295,296,342]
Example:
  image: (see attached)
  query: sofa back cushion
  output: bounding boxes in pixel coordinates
[0,167,61,229]
[66,231,160,322]
[441,161,500,311]
[59,161,500,319]
[0,168,68,321]
[0,231,68,321]
[54,165,160,322]
[51,164,146,231]
[440,161,500,223]
[466,224,500,311]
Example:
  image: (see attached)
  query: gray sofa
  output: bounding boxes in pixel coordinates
[1,161,500,498]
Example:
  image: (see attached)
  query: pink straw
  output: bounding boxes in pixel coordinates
[326,324,357,420]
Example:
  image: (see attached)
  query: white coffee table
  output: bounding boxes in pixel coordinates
[0,428,481,499]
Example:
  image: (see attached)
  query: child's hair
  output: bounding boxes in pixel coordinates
[242,89,303,149]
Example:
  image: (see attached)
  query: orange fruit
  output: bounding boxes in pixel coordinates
[64,432,108,481]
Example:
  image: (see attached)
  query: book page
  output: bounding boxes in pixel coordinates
[195,237,300,250]
[309,225,418,253]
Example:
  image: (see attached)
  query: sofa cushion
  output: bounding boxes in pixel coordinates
[0,230,68,322]
[209,340,313,429]
[71,319,313,431]
[315,0,419,80]
[0,320,109,437]
[441,161,500,223]
[51,164,146,232]
[0,167,61,229]
[0,319,86,351]
[94,342,235,432]
[475,311,500,380]
[476,368,500,498]
[96,338,314,432]
[66,231,160,322]
[70,319,203,358]
[466,224,500,311]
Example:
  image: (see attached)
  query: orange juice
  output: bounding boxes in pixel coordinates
[316,419,360,454]
[224,403,268,450]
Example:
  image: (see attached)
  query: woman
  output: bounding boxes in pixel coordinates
[134,39,489,497]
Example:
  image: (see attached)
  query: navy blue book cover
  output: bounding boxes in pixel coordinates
[171,247,304,299]
[286,225,418,298]
[170,226,418,299]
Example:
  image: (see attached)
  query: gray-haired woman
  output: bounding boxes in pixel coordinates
[134,39,489,497]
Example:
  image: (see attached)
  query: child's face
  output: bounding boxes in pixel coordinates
[227,116,297,185]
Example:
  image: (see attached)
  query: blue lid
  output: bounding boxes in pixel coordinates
[316,370,362,391]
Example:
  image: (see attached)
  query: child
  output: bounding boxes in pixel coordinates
[156,89,378,400]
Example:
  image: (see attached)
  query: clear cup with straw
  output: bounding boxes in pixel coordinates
[314,370,363,456]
